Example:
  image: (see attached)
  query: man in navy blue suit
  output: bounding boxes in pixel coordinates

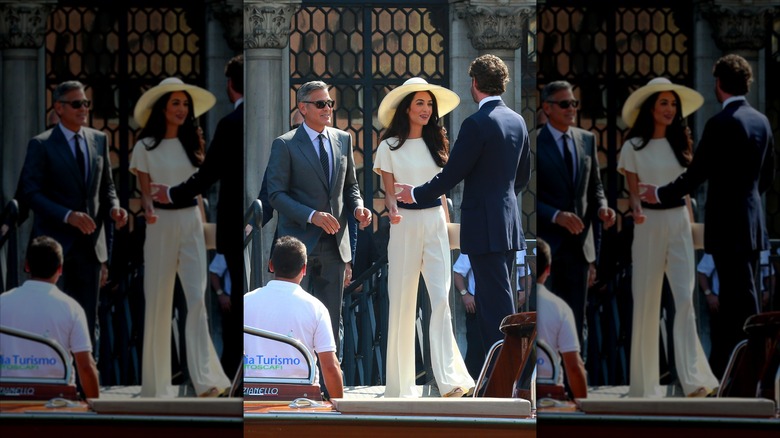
[640,54,776,378]
[395,54,531,347]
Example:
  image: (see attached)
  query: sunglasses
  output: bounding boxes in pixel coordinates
[546,99,579,109]
[59,99,92,109]
[303,99,335,109]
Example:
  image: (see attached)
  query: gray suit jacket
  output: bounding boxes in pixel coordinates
[267,125,363,262]
[20,124,119,262]
[537,124,607,263]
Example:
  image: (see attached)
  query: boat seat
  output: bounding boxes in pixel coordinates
[475,312,536,398]
[0,325,78,401]
[718,311,780,401]
[243,325,322,401]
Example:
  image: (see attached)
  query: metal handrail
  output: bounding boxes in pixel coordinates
[244,199,264,290]
[535,339,561,386]
[0,325,72,385]
[243,325,316,386]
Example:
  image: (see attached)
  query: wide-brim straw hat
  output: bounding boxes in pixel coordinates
[378,77,460,128]
[621,77,704,128]
[133,77,216,128]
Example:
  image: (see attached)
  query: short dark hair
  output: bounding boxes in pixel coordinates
[271,236,307,279]
[713,54,752,96]
[53,81,85,102]
[225,54,243,94]
[26,236,63,279]
[469,54,509,96]
[536,237,551,280]
[540,81,573,103]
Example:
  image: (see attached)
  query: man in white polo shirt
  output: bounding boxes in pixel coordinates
[243,236,343,399]
[0,236,99,399]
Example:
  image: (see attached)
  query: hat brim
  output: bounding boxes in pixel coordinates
[133,82,216,128]
[378,83,460,128]
[621,83,704,128]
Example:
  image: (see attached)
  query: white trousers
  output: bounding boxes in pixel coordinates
[384,207,474,398]
[628,207,718,397]
[140,207,230,397]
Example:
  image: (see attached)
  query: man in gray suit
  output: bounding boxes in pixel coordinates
[537,80,615,349]
[19,80,128,350]
[267,81,372,354]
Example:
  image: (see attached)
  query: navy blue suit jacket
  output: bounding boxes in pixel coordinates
[20,125,119,262]
[170,102,244,256]
[658,99,775,254]
[414,99,531,254]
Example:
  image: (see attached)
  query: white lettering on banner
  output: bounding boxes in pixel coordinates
[243,386,280,396]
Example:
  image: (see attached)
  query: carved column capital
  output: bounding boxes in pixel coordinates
[699,0,778,52]
[210,0,243,52]
[455,1,534,51]
[244,0,300,50]
[0,1,57,49]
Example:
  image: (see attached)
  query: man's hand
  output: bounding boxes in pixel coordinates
[312,211,340,234]
[150,183,172,204]
[588,263,598,288]
[68,211,97,234]
[706,294,719,313]
[638,183,659,204]
[100,263,109,288]
[598,206,617,229]
[344,262,353,287]
[461,293,476,314]
[111,207,128,229]
[218,294,231,312]
[555,211,585,235]
[394,183,414,204]
[355,207,372,229]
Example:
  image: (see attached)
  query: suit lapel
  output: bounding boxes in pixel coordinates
[84,130,99,191]
[540,125,573,188]
[325,127,339,192]
[51,126,86,191]
[293,127,330,191]
[570,129,587,189]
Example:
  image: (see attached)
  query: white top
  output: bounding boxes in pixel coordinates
[452,254,475,295]
[617,137,685,186]
[129,137,198,185]
[537,284,580,385]
[243,280,335,383]
[0,280,91,382]
[373,137,442,186]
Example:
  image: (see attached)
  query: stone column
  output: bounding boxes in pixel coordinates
[244,0,300,286]
[699,0,777,112]
[457,0,533,112]
[0,0,56,288]
[0,0,55,208]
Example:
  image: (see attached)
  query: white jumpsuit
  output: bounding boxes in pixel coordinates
[374,137,474,398]
[130,137,230,397]
[618,137,718,397]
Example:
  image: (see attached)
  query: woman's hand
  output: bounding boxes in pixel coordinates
[388,203,403,224]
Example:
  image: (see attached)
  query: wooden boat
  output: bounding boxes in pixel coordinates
[0,325,243,438]
[243,317,536,437]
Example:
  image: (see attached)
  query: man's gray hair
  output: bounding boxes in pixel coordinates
[296,81,329,104]
[53,81,86,102]
[541,80,573,103]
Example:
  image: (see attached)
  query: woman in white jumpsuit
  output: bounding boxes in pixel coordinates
[130,78,230,398]
[618,78,718,397]
[374,78,474,398]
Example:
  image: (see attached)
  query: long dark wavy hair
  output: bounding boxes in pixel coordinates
[380,90,448,167]
[137,90,203,167]
[626,90,692,167]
